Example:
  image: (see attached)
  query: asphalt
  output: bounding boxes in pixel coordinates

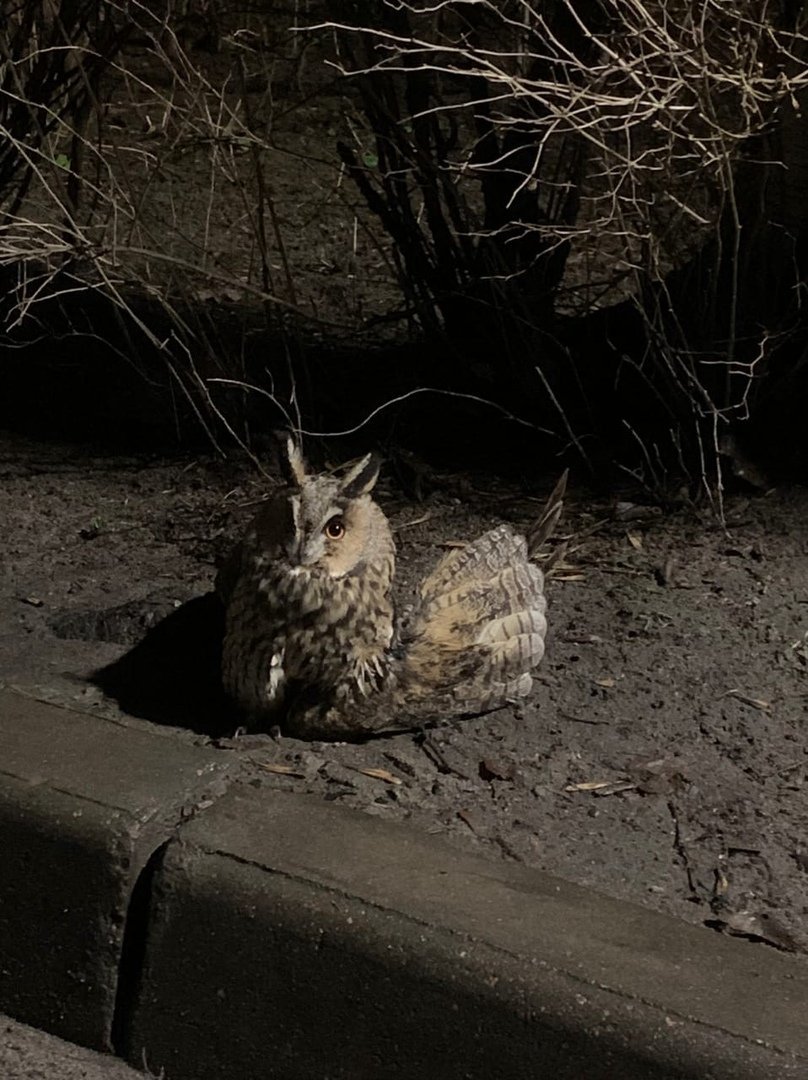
[2,687,807,1079]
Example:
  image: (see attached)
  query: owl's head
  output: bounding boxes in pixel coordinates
[261,434,394,579]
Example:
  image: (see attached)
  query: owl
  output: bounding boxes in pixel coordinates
[218,436,566,740]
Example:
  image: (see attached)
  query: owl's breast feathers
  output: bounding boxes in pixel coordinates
[220,541,394,720]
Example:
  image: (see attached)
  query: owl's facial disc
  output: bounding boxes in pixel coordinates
[283,475,369,578]
[312,504,361,576]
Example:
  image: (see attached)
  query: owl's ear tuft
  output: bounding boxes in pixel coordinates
[275,430,308,487]
[340,452,381,498]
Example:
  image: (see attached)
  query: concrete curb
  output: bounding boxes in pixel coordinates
[1,689,807,1079]
[0,689,234,1049]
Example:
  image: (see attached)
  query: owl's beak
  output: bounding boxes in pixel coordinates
[298,538,324,566]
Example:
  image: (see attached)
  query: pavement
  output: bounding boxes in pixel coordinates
[2,686,808,1080]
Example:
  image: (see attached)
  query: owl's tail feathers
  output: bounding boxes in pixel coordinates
[398,471,567,712]
[400,538,547,708]
[528,468,568,563]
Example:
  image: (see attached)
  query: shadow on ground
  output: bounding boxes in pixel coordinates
[91,594,235,737]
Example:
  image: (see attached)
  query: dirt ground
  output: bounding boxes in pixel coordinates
[2,432,807,959]
[0,1013,141,1080]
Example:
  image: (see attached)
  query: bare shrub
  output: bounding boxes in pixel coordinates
[0,0,130,214]
[3,0,807,489]
[0,1,391,447]
[319,0,808,488]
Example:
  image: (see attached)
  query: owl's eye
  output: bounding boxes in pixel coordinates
[324,515,345,540]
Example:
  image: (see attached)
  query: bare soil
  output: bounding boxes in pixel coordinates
[3,433,807,959]
[0,1013,141,1080]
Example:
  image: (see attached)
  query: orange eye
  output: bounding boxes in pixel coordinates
[324,515,345,540]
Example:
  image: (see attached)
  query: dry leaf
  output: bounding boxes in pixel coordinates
[356,767,402,785]
[593,781,637,797]
[594,677,616,688]
[566,778,637,797]
[626,531,643,550]
[565,780,613,792]
[724,689,771,711]
[708,910,801,952]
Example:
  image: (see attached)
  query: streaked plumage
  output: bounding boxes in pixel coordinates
[218,436,566,740]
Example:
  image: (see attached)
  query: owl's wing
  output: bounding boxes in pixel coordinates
[284,529,546,740]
